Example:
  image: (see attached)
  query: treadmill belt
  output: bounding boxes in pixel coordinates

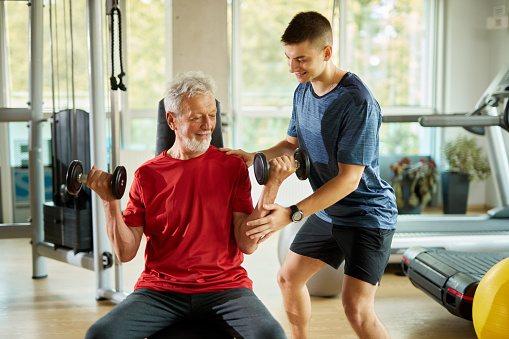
[423,250,508,280]
[402,246,509,320]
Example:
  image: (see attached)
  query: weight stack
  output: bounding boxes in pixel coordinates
[43,202,92,253]
[44,109,93,253]
[51,109,91,209]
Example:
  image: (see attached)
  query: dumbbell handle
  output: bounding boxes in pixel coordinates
[295,159,301,170]
[77,173,87,183]
[67,160,127,199]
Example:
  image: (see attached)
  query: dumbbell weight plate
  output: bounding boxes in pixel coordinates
[294,148,310,181]
[111,166,127,199]
[66,160,84,195]
[253,152,269,185]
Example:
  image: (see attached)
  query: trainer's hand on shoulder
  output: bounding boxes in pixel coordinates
[86,166,116,202]
[219,148,256,167]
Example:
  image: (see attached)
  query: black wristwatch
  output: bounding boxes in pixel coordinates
[290,205,303,223]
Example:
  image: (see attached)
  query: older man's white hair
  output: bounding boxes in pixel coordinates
[164,71,216,119]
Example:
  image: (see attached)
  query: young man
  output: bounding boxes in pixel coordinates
[222,11,398,339]
[84,71,289,339]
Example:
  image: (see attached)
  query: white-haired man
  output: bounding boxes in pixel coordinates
[84,71,289,339]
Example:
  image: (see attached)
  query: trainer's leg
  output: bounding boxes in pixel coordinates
[277,250,326,339]
[342,275,390,339]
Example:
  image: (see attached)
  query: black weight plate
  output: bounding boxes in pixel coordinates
[66,160,83,195]
[111,166,127,199]
[253,152,269,185]
[294,148,310,180]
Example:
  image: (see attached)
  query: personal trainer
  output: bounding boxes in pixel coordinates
[84,71,289,339]
[221,11,398,339]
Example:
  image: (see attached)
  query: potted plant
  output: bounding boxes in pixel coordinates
[390,157,437,214]
[442,135,491,214]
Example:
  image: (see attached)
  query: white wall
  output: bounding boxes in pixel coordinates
[441,0,509,207]
[172,0,229,115]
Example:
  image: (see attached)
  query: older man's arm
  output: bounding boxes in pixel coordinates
[233,155,295,254]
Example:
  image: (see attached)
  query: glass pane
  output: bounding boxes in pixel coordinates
[240,0,335,107]
[5,2,29,107]
[380,122,432,155]
[130,118,157,151]
[343,0,433,107]
[44,1,90,112]
[126,0,166,110]
[240,117,291,153]
[8,122,53,211]
[378,122,437,204]
[6,1,92,111]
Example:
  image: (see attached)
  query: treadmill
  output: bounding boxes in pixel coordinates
[386,63,509,263]
[392,64,509,320]
[401,246,509,320]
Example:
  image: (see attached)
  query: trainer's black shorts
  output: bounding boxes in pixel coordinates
[289,214,395,285]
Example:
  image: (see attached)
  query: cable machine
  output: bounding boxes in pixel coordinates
[0,0,128,302]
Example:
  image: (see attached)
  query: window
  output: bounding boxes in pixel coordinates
[232,0,437,157]
[5,1,90,111]
[232,0,337,152]
[342,0,435,109]
[125,0,166,151]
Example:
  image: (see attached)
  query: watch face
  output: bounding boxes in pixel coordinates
[292,211,303,222]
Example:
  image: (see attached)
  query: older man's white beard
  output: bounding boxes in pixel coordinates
[179,132,211,153]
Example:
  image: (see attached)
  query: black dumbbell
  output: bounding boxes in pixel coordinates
[253,148,310,185]
[66,160,127,199]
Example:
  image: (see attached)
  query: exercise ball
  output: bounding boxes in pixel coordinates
[472,257,509,339]
[278,217,344,297]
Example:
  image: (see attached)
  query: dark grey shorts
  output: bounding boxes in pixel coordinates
[289,214,395,285]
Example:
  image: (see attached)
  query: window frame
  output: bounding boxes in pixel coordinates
[230,0,440,149]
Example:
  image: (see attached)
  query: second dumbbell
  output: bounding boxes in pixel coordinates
[66,160,127,199]
[253,148,310,185]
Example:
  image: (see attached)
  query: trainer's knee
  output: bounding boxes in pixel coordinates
[342,299,376,330]
[343,301,363,326]
[277,268,293,290]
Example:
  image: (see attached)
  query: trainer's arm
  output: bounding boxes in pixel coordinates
[246,162,365,236]
[220,134,299,167]
[293,162,365,218]
[258,135,300,161]
[86,167,144,262]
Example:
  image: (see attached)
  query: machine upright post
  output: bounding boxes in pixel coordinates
[87,0,114,299]
[485,121,509,217]
[29,0,47,279]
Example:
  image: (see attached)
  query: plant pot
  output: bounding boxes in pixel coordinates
[442,172,470,214]
[397,173,422,214]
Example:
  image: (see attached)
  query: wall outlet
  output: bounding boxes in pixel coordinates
[487,15,509,30]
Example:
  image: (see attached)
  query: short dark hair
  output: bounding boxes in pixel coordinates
[281,11,332,49]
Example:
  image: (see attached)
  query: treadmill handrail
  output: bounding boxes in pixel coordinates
[418,114,501,128]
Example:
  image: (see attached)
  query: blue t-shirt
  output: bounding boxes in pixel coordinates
[287,72,397,229]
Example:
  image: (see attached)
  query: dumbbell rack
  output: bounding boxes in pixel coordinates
[0,1,127,303]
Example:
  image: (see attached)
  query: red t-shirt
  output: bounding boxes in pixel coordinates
[123,146,254,293]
